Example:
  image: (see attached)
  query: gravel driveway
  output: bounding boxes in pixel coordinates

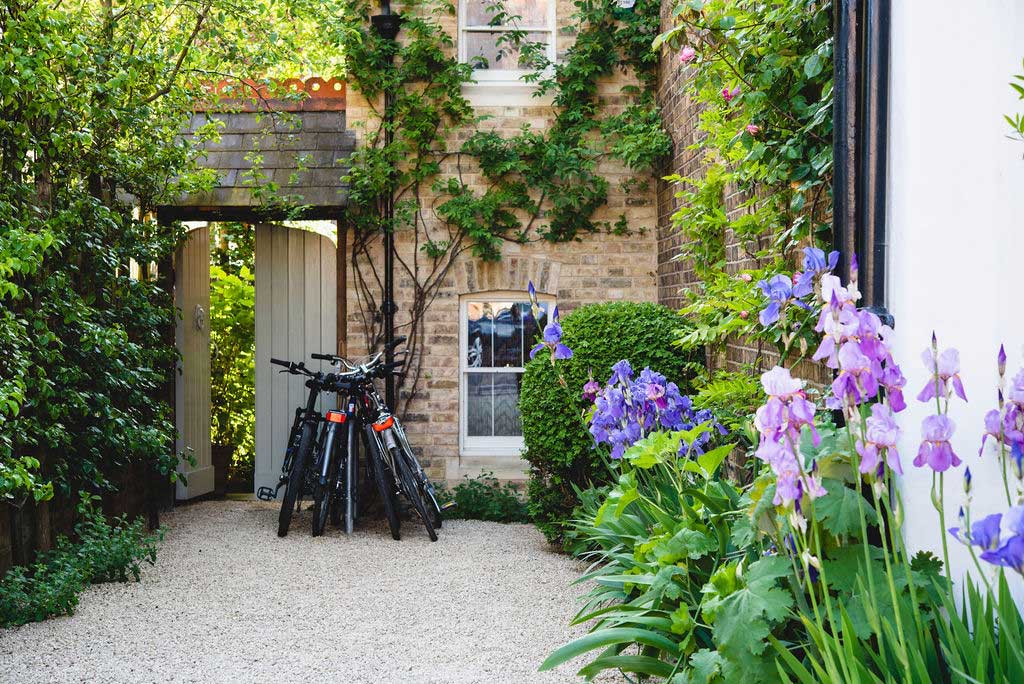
[0,500,615,683]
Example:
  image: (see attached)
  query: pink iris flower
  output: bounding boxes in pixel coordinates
[914,414,961,471]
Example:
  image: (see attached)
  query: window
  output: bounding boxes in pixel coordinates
[458,0,556,83]
[460,293,552,456]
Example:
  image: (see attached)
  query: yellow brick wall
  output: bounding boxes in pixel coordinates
[344,0,659,482]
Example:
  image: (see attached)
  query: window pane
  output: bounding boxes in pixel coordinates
[493,373,522,437]
[492,301,523,367]
[466,0,549,26]
[464,31,549,70]
[466,373,493,436]
[466,301,493,368]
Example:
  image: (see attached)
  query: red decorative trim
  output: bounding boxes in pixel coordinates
[196,78,346,112]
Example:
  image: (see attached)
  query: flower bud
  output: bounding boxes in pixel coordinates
[998,344,1007,377]
[964,467,972,494]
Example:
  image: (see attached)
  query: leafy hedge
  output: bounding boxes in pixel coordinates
[520,302,699,546]
[436,472,529,524]
[0,495,162,627]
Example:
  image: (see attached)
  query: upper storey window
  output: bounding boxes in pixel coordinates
[458,0,556,84]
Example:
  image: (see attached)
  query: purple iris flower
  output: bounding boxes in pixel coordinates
[980,408,1003,456]
[792,247,840,298]
[582,379,601,402]
[879,364,907,412]
[530,315,573,362]
[914,414,961,472]
[857,403,903,475]
[611,359,633,384]
[980,536,1024,575]
[918,347,968,402]
[950,512,1002,550]
[757,274,794,326]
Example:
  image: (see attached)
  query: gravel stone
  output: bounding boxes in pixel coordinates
[0,501,618,683]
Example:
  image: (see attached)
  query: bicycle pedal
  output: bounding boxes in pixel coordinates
[256,486,277,501]
[440,501,457,511]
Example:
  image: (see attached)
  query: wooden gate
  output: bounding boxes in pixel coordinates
[175,226,213,499]
[253,223,338,496]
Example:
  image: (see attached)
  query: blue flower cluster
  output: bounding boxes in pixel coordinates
[587,360,724,459]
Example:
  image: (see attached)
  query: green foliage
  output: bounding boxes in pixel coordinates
[209,263,256,483]
[435,472,529,524]
[520,302,699,546]
[0,0,353,502]
[691,369,763,435]
[658,0,834,367]
[0,494,162,627]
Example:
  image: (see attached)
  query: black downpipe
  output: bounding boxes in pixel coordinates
[371,6,402,409]
[832,0,893,326]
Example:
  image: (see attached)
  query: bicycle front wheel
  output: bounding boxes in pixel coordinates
[278,422,315,537]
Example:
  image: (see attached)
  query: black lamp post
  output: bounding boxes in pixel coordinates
[371,1,402,409]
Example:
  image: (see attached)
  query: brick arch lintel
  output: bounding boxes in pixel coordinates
[456,256,561,297]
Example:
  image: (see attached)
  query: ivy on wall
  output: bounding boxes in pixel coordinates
[339,0,670,413]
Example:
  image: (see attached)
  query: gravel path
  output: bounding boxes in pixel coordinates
[0,500,615,683]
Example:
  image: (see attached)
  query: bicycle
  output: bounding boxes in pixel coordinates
[317,339,444,541]
[260,359,337,537]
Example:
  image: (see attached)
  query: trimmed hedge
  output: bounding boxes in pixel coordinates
[520,302,699,546]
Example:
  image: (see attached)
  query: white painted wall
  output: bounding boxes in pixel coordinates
[888,1,1024,589]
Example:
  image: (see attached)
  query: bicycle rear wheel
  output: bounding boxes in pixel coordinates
[393,446,437,542]
[366,427,400,540]
[312,446,337,537]
[278,422,315,537]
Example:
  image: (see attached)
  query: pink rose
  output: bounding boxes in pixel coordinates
[746,123,760,135]
[679,46,697,64]
[722,85,740,102]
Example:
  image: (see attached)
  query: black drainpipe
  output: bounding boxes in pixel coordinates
[832,0,893,326]
[371,2,402,408]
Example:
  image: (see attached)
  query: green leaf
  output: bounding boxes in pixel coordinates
[703,556,793,658]
[814,479,876,539]
[539,628,679,671]
[654,525,717,563]
[690,649,726,683]
[804,53,823,78]
[697,442,734,477]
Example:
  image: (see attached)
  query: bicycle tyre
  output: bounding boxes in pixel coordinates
[393,446,438,542]
[278,422,315,537]
[367,429,400,540]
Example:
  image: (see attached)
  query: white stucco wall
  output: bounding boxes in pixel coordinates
[888,1,1024,589]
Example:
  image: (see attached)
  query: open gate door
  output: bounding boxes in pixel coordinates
[174,225,214,500]
[254,224,337,496]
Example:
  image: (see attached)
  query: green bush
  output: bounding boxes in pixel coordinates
[0,495,163,627]
[519,301,699,546]
[436,472,529,524]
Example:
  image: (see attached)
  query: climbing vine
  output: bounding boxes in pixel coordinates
[656,0,833,369]
[339,0,670,413]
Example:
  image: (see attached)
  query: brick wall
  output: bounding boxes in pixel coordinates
[343,1,660,482]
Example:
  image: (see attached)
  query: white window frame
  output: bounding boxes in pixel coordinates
[457,0,557,86]
[459,290,554,458]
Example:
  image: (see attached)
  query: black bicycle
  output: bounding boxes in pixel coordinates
[261,359,336,537]
[317,340,444,541]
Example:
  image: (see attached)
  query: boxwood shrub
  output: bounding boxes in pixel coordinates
[519,301,699,546]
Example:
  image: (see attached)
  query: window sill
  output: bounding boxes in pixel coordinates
[461,80,555,108]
